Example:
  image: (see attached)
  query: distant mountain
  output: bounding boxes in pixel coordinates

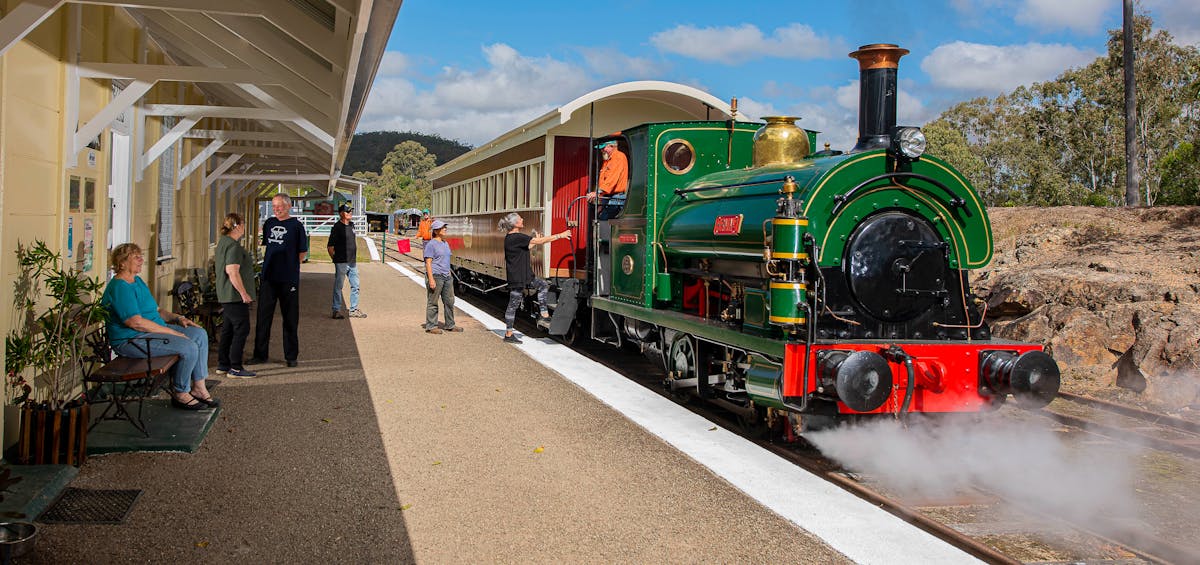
[344,131,473,175]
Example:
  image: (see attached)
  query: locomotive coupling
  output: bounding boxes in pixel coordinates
[979,350,1062,409]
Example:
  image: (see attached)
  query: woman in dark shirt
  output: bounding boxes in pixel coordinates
[497,212,570,344]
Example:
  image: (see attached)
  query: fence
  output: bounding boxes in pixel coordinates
[285,215,367,236]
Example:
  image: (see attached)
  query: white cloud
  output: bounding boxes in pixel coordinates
[376,51,409,76]
[579,47,665,81]
[650,23,846,64]
[1144,0,1200,46]
[1016,0,1110,34]
[921,41,1099,94]
[359,44,599,145]
[432,44,592,112]
[731,96,780,121]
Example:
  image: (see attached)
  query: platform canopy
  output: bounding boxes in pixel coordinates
[429,81,745,182]
[0,0,401,197]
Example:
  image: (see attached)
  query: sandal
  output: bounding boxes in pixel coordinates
[171,397,206,411]
[193,395,221,408]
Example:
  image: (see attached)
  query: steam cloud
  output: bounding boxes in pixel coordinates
[807,411,1142,528]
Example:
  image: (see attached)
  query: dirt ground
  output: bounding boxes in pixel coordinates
[973,206,1200,418]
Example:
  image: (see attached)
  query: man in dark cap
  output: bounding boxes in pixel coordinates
[328,203,366,319]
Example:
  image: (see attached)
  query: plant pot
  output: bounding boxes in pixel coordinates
[1,406,19,453]
[17,404,89,466]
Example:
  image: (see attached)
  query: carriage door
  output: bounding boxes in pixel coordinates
[551,136,590,278]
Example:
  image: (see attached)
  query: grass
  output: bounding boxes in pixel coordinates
[305,235,374,263]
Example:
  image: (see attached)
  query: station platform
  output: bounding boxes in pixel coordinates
[26,255,978,563]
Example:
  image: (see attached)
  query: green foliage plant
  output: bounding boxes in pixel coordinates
[5,240,106,410]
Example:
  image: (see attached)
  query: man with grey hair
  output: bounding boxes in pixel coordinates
[250,193,308,367]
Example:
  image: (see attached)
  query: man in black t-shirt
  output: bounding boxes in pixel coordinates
[498,212,570,344]
[327,204,365,319]
[250,194,308,367]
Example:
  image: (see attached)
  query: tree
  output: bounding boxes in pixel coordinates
[354,141,438,211]
[924,13,1199,207]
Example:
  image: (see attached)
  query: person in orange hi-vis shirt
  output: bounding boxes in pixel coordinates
[416,209,434,241]
[586,140,627,220]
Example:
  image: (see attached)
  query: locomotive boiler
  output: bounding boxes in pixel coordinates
[573,44,1061,428]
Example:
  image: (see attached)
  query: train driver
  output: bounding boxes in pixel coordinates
[587,140,628,220]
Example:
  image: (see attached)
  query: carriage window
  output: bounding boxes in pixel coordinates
[662,139,696,175]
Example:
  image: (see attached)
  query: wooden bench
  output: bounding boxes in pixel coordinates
[83,328,180,437]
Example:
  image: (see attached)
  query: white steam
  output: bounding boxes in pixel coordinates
[807,412,1141,528]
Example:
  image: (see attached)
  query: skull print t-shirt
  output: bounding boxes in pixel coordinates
[261,217,308,284]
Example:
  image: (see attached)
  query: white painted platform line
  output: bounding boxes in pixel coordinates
[387,262,980,565]
[361,236,379,261]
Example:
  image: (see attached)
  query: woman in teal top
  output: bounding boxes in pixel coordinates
[100,243,218,410]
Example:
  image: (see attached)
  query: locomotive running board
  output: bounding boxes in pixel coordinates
[589,296,786,358]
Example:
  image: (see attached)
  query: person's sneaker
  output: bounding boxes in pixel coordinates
[215,367,230,375]
[227,368,258,379]
[503,334,522,344]
[331,311,344,319]
[444,327,464,333]
[246,357,268,365]
[425,327,443,334]
[348,309,367,318]
[286,360,298,368]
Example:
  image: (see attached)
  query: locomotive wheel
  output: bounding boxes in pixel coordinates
[736,406,768,438]
[666,334,698,401]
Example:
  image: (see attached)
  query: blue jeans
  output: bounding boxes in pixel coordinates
[332,263,359,312]
[113,324,209,393]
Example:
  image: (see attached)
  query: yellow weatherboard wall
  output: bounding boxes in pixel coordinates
[0,2,250,442]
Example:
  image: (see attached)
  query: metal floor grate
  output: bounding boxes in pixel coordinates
[39,488,142,524]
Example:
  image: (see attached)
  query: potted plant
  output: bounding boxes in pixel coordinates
[5,240,105,465]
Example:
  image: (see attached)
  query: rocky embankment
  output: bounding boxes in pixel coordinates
[973,206,1200,414]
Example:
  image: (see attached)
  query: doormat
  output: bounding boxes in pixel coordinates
[38,488,142,524]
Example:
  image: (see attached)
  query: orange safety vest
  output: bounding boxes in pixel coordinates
[417,218,433,241]
[598,149,628,195]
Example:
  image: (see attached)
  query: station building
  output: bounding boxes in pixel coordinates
[0,0,399,441]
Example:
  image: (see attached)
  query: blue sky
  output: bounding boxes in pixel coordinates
[359,0,1199,152]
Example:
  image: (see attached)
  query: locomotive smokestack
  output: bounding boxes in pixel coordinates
[849,44,909,153]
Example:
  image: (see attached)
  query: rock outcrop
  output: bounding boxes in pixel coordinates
[972,206,1200,411]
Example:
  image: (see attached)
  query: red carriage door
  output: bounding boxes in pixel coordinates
[551,136,590,278]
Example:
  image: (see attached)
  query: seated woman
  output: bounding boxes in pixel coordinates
[100,243,219,410]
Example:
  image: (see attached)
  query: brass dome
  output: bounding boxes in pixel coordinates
[752,116,810,167]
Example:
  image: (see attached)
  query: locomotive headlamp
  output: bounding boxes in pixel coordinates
[891,126,927,160]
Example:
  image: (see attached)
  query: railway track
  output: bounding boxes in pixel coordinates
[375,240,1195,563]
[1045,392,1200,459]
